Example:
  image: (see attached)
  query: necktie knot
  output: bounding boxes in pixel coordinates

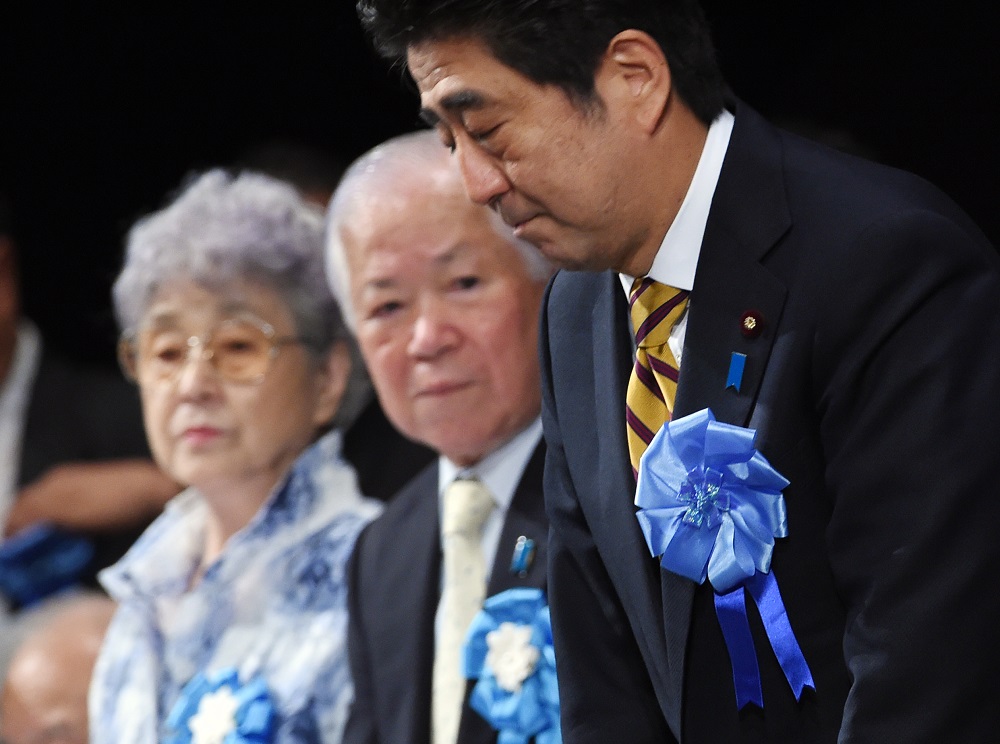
[630,277,689,349]
[626,277,688,477]
[442,478,494,538]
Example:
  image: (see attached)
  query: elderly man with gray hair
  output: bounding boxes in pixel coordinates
[326,131,554,744]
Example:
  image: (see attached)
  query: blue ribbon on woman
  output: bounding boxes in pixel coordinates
[164,668,275,744]
[634,408,814,709]
[463,588,561,744]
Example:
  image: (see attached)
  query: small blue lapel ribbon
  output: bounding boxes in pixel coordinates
[635,408,815,709]
[726,352,747,392]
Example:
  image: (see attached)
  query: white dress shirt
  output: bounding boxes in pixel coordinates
[0,321,42,533]
[434,417,543,641]
[620,110,735,364]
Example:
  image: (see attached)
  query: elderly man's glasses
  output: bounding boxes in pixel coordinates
[119,315,309,386]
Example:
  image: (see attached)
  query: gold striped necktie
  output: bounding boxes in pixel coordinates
[625,277,690,477]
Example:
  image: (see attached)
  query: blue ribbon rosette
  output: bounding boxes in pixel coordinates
[635,408,814,709]
[463,588,561,744]
[164,668,275,744]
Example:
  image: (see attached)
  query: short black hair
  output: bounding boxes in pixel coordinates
[357,0,729,124]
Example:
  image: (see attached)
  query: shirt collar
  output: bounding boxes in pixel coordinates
[620,109,735,296]
[438,417,543,514]
[101,428,380,600]
[0,322,42,527]
[0,321,42,418]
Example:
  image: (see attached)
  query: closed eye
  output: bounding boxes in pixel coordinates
[469,124,500,144]
[454,275,480,290]
[431,124,457,153]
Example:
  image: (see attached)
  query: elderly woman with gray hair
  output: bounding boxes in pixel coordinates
[89,170,381,743]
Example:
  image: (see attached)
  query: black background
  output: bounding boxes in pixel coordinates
[1,2,996,367]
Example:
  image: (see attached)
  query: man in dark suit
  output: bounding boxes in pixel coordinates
[0,195,179,673]
[356,1,1000,742]
[326,131,554,744]
[0,201,177,583]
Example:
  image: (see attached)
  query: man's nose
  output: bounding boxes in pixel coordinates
[407,300,460,359]
[455,141,510,207]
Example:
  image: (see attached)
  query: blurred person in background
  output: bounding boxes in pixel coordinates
[237,141,435,501]
[0,190,178,673]
[0,594,116,744]
[89,170,380,743]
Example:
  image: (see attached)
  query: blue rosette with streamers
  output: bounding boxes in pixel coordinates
[635,408,814,709]
[164,668,275,744]
[463,588,561,744]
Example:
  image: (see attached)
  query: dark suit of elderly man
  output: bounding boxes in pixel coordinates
[326,131,554,744]
[357,1,1000,742]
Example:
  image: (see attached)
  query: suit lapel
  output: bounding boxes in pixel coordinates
[376,467,441,744]
[486,442,548,596]
[664,104,792,727]
[457,443,549,744]
[588,274,683,730]
[674,105,791,427]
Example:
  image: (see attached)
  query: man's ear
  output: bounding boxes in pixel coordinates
[594,30,672,134]
[312,340,351,429]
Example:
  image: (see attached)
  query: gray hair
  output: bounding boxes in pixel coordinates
[325,130,552,332]
[114,169,371,426]
[115,169,339,345]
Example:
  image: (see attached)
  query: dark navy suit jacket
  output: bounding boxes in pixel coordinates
[15,347,151,589]
[18,348,149,489]
[344,443,548,744]
[541,105,1000,743]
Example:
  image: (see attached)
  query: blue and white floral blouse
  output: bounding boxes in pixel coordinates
[89,430,382,743]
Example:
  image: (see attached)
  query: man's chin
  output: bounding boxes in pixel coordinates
[513,222,618,272]
[535,242,617,273]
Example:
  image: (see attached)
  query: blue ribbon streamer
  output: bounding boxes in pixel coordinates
[746,571,815,699]
[713,571,815,709]
[714,587,763,709]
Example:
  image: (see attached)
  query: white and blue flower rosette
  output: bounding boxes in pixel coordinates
[463,588,561,744]
[164,668,276,744]
[635,408,814,709]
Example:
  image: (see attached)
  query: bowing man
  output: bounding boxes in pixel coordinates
[326,131,555,744]
[355,0,1000,742]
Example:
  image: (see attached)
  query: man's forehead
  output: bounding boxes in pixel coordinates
[408,36,502,98]
[358,241,481,286]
